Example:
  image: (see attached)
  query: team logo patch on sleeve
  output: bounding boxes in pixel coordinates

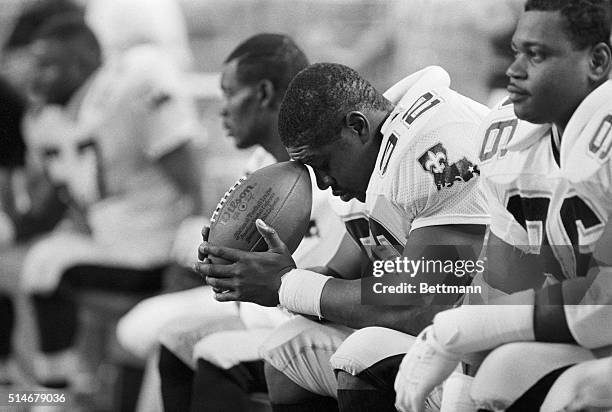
[418,143,480,190]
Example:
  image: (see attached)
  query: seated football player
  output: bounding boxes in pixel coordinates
[195,62,490,412]
[393,1,612,411]
[114,34,348,412]
[5,14,204,388]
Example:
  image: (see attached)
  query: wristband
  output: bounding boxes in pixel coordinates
[432,289,536,354]
[278,269,331,318]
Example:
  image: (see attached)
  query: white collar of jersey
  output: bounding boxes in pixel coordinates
[560,79,612,181]
[380,66,451,135]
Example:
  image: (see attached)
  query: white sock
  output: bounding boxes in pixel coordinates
[440,372,477,412]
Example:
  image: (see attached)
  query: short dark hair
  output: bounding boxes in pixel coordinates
[278,63,393,149]
[4,0,83,51]
[33,13,101,63]
[525,0,612,49]
[225,33,309,102]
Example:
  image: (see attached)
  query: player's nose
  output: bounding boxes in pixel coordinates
[315,171,334,191]
[506,55,527,80]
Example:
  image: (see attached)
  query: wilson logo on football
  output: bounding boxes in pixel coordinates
[210,176,255,225]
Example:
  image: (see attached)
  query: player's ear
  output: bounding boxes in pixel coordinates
[257,79,276,108]
[588,42,611,83]
[344,111,370,144]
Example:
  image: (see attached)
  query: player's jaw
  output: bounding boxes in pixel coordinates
[332,189,363,202]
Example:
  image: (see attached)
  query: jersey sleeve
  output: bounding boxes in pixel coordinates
[124,46,204,159]
[395,121,489,232]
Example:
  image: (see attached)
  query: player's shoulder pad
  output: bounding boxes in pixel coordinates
[383,66,451,105]
[111,44,185,111]
[561,80,612,182]
[380,67,452,149]
[116,44,182,89]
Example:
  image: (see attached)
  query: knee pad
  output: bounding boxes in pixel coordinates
[116,287,236,359]
[330,327,414,377]
[259,316,353,397]
[158,315,245,368]
[193,328,272,370]
[21,233,96,293]
[471,342,595,411]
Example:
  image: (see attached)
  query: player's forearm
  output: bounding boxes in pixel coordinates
[431,274,612,355]
[320,277,449,333]
[535,273,612,348]
[533,282,575,343]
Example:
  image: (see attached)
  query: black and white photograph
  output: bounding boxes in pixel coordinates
[0,0,611,411]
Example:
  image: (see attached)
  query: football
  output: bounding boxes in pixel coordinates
[208,161,312,263]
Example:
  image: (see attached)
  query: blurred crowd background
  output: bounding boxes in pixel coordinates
[1,0,522,215]
[0,1,524,411]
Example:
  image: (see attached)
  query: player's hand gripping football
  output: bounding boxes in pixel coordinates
[394,325,462,412]
[194,219,296,306]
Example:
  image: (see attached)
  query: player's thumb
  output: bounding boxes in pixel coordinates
[201,225,210,241]
[256,219,288,254]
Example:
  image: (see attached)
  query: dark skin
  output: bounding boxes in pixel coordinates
[196,105,486,333]
[490,9,612,342]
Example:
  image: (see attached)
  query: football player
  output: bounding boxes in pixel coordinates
[195,63,490,411]
[115,34,349,412]
[8,14,203,387]
[393,1,612,411]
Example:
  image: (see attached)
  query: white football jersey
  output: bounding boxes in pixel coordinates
[359,67,489,261]
[479,81,612,280]
[24,45,203,263]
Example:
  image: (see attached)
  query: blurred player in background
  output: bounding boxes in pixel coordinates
[196,62,489,412]
[0,0,84,99]
[84,0,193,69]
[0,76,27,385]
[2,14,204,388]
[0,2,85,384]
[393,1,612,411]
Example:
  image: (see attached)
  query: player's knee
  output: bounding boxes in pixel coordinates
[116,301,156,359]
[192,333,238,370]
[471,342,594,411]
[21,239,57,288]
[336,370,376,391]
[331,326,414,376]
[21,235,78,293]
[259,316,336,367]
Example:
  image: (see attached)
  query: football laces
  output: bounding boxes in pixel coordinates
[210,175,247,224]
